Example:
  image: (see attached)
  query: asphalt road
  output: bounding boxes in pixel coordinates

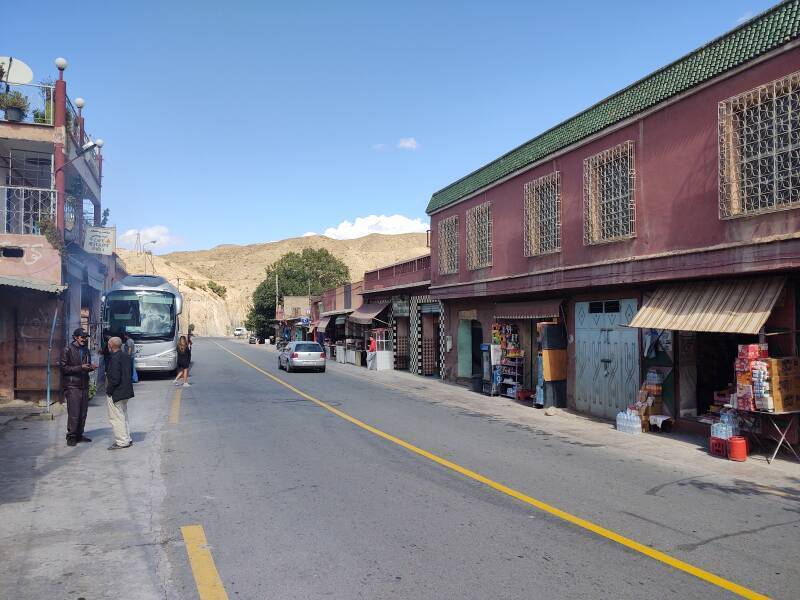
[158,339,800,599]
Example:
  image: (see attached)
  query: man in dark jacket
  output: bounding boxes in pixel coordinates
[105,336,134,450]
[60,328,96,446]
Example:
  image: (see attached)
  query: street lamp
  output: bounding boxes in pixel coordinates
[54,138,105,174]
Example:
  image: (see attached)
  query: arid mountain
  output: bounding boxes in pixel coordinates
[116,233,429,336]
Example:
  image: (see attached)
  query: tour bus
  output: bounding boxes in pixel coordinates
[102,275,183,372]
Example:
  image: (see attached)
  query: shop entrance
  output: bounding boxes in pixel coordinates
[575,299,640,419]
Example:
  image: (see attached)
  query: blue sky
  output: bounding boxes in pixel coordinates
[9,0,778,252]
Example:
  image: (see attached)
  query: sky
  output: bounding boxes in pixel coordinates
[8,0,779,253]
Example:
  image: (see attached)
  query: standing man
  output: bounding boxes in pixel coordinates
[105,336,133,450]
[60,328,96,447]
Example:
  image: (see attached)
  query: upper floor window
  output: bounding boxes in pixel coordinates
[466,201,492,270]
[583,141,636,245]
[438,215,459,275]
[719,70,800,218]
[524,172,561,256]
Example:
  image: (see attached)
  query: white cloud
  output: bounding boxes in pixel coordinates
[396,137,418,150]
[117,225,180,252]
[302,231,317,237]
[322,214,429,240]
[372,143,387,150]
[736,11,753,24]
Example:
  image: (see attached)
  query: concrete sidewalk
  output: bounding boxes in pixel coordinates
[0,378,179,600]
[253,340,800,489]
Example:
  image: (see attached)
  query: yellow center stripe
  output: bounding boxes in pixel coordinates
[213,341,769,600]
[181,524,229,600]
[169,388,182,424]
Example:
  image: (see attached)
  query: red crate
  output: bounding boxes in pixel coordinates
[709,436,728,458]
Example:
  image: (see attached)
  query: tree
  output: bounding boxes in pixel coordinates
[246,248,349,337]
[101,208,110,226]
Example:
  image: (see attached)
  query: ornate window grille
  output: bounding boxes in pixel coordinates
[1,187,56,235]
[719,70,800,218]
[524,172,561,256]
[583,141,635,245]
[466,201,492,270]
[437,215,459,275]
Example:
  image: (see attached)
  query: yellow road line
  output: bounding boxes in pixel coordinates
[169,388,182,424]
[181,524,229,600]
[213,341,769,600]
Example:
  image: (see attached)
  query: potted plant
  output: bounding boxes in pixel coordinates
[0,90,30,122]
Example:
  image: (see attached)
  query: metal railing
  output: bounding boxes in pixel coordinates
[82,130,101,178]
[0,82,55,126]
[66,97,81,147]
[1,186,57,234]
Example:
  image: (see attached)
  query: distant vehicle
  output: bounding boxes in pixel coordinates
[278,341,326,373]
[248,335,257,344]
[102,275,183,373]
[234,327,246,337]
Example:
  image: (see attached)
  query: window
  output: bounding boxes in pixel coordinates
[438,215,459,275]
[719,70,800,218]
[466,201,492,270]
[524,172,561,256]
[583,141,635,244]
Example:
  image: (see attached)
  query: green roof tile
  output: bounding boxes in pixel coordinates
[427,0,800,214]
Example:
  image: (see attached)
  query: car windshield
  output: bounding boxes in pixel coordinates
[104,290,176,341]
[294,343,322,352]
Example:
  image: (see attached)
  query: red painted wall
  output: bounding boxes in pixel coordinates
[430,49,800,298]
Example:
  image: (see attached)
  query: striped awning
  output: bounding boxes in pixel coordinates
[494,299,562,320]
[316,316,332,331]
[348,303,390,325]
[628,277,785,334]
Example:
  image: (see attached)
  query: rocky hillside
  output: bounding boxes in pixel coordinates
[116,233,429,336]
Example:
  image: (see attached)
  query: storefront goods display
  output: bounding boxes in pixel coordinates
[616,410,642,434]
[709,436,728,458]
[493,322,527,400]
[738,343,768,360]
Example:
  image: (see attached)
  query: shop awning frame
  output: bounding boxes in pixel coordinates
[494,299,563,320]
[348,302,390,326]
[627,276,786,334]
[0,275,65,294]
[316,316,332,331]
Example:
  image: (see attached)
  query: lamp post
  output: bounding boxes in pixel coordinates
[142,240,156,274]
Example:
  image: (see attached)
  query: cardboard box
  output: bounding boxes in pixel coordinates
[541,349,567,381]
[767,357,800,377]
[738,344,768,359]
[771,388,800,412]
[771,375,800,393]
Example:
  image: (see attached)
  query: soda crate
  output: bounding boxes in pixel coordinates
[709,436,728,459]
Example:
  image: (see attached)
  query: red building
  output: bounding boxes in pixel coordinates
[0,57,123,403]
[426,3,800,428]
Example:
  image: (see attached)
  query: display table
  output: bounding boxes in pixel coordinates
[367,350,393,370]
[738,410,800,464]
[336,345,346,364]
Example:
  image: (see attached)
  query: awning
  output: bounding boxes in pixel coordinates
[335,315,347,325]
[317,316,332,331]
[0,275,65,294]
[628,276,785,334]
[494,299,562,320]
[348,302,390,325]
[320,309,353,317]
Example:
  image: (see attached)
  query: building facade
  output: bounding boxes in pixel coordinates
[0,58,119,403]
[426,3,800,426]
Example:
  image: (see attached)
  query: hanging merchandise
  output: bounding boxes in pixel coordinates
[493,322,525,400]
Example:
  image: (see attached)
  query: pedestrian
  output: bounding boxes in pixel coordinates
[105,336,133,450]
[368,335,377,353]
[123,332,138,384]
[173,335,192,387]
[60,328,96,447]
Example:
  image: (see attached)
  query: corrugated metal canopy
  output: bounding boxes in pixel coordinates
[628,277,785,334]
[316,316,332,331]
[0,275,64,294]
[494,299,562,320]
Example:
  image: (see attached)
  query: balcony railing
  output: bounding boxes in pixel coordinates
[1,186,57,234]
[0,83,55,126]
[66,97,80,147]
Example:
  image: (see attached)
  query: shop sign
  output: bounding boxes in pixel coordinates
[83,226,115,255]
[458,309,477,321]
[392,296,410,317]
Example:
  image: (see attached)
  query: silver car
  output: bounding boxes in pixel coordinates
[278,341,326,373]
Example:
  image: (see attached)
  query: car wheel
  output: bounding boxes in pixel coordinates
[320,367,326,373]
[278,360,283,370]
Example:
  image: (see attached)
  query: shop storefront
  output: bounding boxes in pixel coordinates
[628,276,800,457]
[347,302,392,370]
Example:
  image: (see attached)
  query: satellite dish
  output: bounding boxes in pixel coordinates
[0,57,34,85]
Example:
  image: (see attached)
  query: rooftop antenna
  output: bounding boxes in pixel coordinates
[0,56,34,94]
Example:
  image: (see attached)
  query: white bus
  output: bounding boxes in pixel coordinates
[102,275,183,372]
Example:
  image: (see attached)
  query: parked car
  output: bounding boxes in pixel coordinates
[234,327,246,337]
[248,335,257,344]
[278,341,326,373]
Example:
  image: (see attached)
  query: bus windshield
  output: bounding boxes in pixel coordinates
[104,290,176,341]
